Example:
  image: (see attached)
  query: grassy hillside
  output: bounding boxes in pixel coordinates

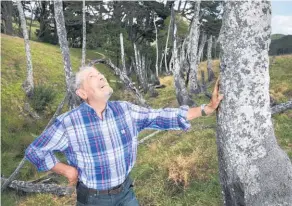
[1,34,292,206]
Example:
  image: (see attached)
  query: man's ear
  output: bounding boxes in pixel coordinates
[76,89,87,100]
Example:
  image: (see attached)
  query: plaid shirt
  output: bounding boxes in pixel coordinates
[25,101,190,190]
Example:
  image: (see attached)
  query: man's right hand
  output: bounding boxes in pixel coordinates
[51,163,78,186]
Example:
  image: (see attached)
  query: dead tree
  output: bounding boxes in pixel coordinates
[171,22,195,107]
[54,0,77,109]
[81,0,86,67]
[120,33,126,74]
[17,1,34,97]
[133,43,148,93]
[188,1,201,94]
[1,177,74,196]
[207,35,215,82]
[1,1,13,35]
[271,100,292,115]
[217,1,292,205]
[197,32,207,63]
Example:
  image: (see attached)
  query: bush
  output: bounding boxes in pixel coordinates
[30,86,56,113]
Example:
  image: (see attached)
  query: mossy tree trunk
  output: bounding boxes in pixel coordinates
[217,1,292,205]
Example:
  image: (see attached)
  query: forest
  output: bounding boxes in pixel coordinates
[1,1,292,206]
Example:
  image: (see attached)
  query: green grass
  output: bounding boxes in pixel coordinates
[1,34,292,206]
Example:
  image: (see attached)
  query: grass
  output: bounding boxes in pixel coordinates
[1,33,292,205]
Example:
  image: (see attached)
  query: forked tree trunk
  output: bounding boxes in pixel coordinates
[207,35,215,82]
[17,1,34,97]
[188,1,201,94]
[171,23,194,106]
[217,2,292,205]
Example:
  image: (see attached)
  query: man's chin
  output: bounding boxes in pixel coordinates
[105,88,113,100]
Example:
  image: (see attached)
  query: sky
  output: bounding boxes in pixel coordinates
[271,1,292,34]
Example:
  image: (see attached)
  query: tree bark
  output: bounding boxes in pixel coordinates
[1,177,74,196]
[2,1,13,35]
[217,2,292,205]
[81,0,86,67]
[207,35,215,82]
[120,33,126,74]
[54,0,77,109]
[153,18,159,78]
[171,23,195,107]
[188,1,201,94]
[271,100,292,115]
[164,5,172,74]
[17,1,34,97]
[197,32,207,64]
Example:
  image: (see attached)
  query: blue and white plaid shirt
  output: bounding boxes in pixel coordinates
[25,101,190,190]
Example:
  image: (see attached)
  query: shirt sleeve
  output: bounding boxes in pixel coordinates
[125,102,191,132]
[25,118,68,172]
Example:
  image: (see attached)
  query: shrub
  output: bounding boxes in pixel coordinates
[30,86,56,113]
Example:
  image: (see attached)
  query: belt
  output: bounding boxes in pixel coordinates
[77,178,129,195]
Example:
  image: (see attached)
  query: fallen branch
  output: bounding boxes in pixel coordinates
[1,177,74,196]
[271,100,292,115]
[138,130,162,145]
[1,95,68,192]
[89,59,149,108]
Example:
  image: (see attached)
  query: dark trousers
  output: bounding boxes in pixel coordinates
[76,177,139,206]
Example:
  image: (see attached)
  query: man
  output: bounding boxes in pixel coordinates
[25,66,223,206]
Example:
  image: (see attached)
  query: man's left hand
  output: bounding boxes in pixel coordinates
[205,77,224,115]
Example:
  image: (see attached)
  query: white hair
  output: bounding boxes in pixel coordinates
[69,66,96,102]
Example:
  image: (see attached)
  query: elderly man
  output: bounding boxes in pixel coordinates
[25,66,223,206]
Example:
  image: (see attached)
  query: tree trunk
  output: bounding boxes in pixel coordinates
[120,33,126,74]
[81,0,86,67]
[54,0,77,109]
[133,43,148,93]
[2,1,13,35]
[188,1,201,94]
[171,23,195,107]
[153,18,159,79]
[197,32,207,64]
[164,5,173,74]
[207,35,215,82]
[17,1,34,97]
[217,2,292,205]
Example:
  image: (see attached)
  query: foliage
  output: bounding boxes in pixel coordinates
[29,85,56,113]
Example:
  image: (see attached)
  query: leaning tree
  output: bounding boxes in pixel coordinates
[217,1,292,205]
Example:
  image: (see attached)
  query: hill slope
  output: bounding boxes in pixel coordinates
[1,34,292,206]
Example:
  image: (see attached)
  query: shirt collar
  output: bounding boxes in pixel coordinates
[80,101,111,116]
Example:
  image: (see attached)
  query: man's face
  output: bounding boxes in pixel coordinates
[77,67,113,102]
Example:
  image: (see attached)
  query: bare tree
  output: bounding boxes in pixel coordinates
[120,33,126,74]
[54,0,77,108]
[171,22,194,106]
[188,1,201,94]
[164,5,172,74]
[153,17,159,78]
[17,1,34,97]
[81,0,86,67]
[2,1,13,35]
[217,2,292,205]
[197,32,207,63]
[207,35,215,82]
[133,43,148,93]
